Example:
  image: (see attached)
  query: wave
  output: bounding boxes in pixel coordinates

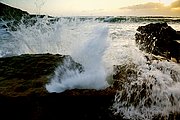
[0,17,110,92]
[0,16,180,119]
[97,16,180,23]
[46,22,109,93]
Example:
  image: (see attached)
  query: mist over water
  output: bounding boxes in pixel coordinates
[0,16,180,119]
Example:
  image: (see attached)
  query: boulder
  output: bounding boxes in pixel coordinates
[135,22,180,63]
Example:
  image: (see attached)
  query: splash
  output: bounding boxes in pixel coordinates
[1,16,180,119]
[1,16,109,92]
[112,58,180,119]
[46,23,109,93]
[109,23,180,120]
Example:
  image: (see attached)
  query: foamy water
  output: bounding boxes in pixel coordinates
[108,22,180,119]
[0,17,180,119]
[46,22,109,92]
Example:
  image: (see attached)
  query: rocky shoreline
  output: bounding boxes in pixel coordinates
[0,2,180,119]
[0,53,179,120]
[0,53,119,120]
[0,23,180,119]
[0,88,117,120]
[135,22,180,63]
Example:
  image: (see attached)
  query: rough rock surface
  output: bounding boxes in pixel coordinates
[112,61,180,120]
[0,53,84,96]
[135,22,180,63]
[0,2,29,21]
[0,54,118,120]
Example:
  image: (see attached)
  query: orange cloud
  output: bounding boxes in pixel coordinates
[171,0,180,8]
[121,2,165,10]
[119,0,180,16]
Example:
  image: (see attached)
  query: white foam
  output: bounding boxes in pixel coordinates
[109,23,180,119]
[1,18,180,119]
[2,17,110,92]
[46,24,109,93]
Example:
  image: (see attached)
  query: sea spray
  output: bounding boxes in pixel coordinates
[111,51,180,120]
[46,24,109,93]
[1,17,98,56]
[107,23,180,119]
[1,16,110,92]
[1,16,180,119]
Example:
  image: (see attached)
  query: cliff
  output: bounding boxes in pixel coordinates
[0,2,29,21]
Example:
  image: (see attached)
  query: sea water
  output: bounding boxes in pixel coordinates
[0,16,180,119]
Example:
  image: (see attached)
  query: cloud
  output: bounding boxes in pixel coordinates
[121,2,165,10]
[171,0,180,8]
[119,0,180,16]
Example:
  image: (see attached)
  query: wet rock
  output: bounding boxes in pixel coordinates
[112,62,180,120]
[0,53,119,120]
[0,53,83,96]
[0,2,29,21]
[0,88,118,120]
[112,64,138,90]
[135,22,180,63]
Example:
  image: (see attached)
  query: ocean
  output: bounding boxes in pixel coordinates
[0,16,180,119]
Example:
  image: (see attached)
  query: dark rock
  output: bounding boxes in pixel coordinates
[0,2,30,31]
[0,88,118,120]
[0,53,119,120]
[0,2,29,21]
[135,22,180,63]
[112,62,180,119]
[112,64,137,90]
[0,2,58,31]
[0,53,83,96]
[176,31,180,39]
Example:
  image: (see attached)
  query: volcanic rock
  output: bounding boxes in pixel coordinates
[0,53,84,96]
[135,22,180,63]
[0,54,118,120]
[0,2,29,21]
[112,62,180,120]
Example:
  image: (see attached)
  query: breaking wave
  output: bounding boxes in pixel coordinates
[1,16,180,119]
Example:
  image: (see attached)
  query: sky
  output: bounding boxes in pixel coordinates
[1,0,180,16]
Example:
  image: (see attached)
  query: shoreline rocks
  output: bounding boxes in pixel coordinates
[135,22,180,63]
[0,2,29,21]
[0,88,117,120]
[0,53,118,120]
[0,53,84,97]
[0,21,179,119]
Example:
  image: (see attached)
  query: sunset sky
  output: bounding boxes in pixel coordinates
[1,0,180,16]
